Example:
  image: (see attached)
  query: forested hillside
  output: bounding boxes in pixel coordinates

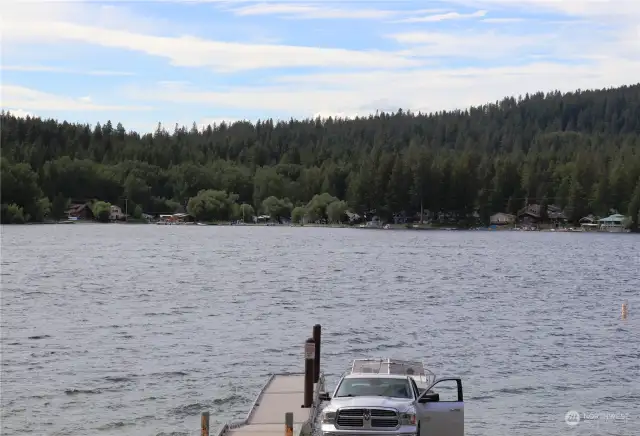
[2,84,640,227]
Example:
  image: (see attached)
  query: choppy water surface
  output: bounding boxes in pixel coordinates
[1,224,638,436]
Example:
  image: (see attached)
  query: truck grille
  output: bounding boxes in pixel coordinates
[371,418,399,427]
[336,408,399,429]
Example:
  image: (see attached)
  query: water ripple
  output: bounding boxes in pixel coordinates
[1,225,638,436]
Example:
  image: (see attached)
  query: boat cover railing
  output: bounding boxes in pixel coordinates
[347,358,436,386]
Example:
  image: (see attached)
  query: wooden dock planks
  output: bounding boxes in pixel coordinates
[224,374,321,436]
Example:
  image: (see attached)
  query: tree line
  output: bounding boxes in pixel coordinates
[1,83,640,228]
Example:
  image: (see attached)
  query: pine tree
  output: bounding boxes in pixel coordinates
[627,178,640,232]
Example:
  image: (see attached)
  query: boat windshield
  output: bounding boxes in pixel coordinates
[334,377,412,399]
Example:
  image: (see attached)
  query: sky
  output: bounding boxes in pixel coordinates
[1,0,639,133]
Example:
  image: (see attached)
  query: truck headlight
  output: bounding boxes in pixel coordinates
[321,410,337,423]
[400,409,416,425]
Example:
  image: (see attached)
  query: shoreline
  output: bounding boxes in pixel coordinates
[5,221,636,234]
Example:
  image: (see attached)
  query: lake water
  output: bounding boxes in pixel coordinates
[1,224,638,436]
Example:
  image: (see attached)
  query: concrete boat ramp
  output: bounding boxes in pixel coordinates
[202,325,325,436]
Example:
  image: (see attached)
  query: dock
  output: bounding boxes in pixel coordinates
[202,325,325,436]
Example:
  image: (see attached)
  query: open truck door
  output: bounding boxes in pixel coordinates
[414,377,464,436]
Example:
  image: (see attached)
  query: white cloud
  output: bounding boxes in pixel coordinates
[0,65,135,76]
[227,3,450,20]
[397,10,487,23]
[480,17,526,23]
[230,2,398,19]
[122,58,640,119]
[387,11,635,61]
[386,30,554,59]
[451,0,640,22]
[1,2,421,72]
[4,109,34,119]
[3,25,419,72]
[1,85,151,112]
[1,0,639,131]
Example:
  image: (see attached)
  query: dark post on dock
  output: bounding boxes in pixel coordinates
[313,324,321,383]
[302,337,315,408]
[201,411,209,436]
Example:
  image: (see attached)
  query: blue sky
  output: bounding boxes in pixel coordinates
[2,0,639,133]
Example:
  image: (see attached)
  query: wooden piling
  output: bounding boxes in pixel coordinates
[285,412,294,436]
[312,324,321,383]
[302,337,315,408]
[201,411,210,436]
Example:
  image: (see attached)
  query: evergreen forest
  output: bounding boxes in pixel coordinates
[2,84,640,229]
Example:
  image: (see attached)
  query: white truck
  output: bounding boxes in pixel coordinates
[318,358,464,436]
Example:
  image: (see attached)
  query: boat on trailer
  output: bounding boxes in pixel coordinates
[347,357,436,393]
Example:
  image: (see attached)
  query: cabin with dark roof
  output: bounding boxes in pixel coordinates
[517,203,568,226]
[65,203,94,220]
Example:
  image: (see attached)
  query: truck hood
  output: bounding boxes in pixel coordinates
[328,396,414,412]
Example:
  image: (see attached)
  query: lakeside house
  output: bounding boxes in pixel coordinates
[490,212,516,226]
[517,204,568,227]
[579,215,599,231]
[66,203,94,220]
[547,205,568,225]
[517,205,542,226]
[65,202,129,222]
[109,205,126,221]
[579,215,597,224]
[158,212,194,224]
[598,214,628,232]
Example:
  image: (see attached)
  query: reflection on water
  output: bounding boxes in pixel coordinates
[1,224,638,435]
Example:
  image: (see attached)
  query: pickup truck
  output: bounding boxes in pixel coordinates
[318,358,464,436]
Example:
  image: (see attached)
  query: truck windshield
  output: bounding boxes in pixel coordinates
[334,377,412,399]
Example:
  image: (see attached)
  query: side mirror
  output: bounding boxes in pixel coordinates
[319,392,331,401]
[418,392,440,403]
